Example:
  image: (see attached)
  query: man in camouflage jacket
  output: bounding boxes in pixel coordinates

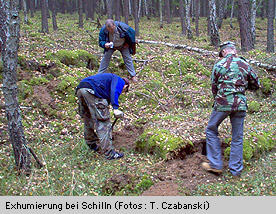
[201,41,260,177]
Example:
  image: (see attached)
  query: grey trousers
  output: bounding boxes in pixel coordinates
[98,47,136,77]
[77,88,114,155]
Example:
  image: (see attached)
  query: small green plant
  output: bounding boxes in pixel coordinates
[29,76,49,86]
[247,101,261,113]
[260,78,274,95]
[18,80,34,101]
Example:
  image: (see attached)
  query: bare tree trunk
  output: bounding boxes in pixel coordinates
[41,0,49,33]
[185,0,192,39]
[51,0,58,30]
[107,0,113,19]
[78,0,83,28]
[195,0,199,36]
[22,0,28,24]
[237,0,254,52]
[267,0,275,53]
[124,0,129,24]
[209,0,220,46]
[159,0,163,28]
[115,0,121,21]
[134,0,139,35]
[230,0,235,28]
[165,0,171,24]
[217,0,226,29]
[144,0,149,19]
[0,0,31,175]
[30,0,34,17]
[180,0,186,35]
[251,0,257,44]
[138,0,142,20]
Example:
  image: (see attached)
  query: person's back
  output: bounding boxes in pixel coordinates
[201,41,260,177]
[212,51,259,112]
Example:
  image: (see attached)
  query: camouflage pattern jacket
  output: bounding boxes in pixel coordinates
[211,54,260,112]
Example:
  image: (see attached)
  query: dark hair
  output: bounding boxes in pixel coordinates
[122,77,130,92]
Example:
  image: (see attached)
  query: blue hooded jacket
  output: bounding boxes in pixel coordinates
[99,21,136,54]
[76,73,125,109]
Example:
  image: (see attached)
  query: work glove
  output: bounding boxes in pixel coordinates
[114,109,124,118]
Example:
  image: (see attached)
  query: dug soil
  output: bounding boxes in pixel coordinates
[113,125,229,196]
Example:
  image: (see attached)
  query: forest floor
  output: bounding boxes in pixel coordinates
[1,15,276,196]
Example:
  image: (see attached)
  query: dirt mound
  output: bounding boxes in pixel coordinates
[113,127,227,196]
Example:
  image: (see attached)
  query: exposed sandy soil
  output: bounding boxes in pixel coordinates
[113,125,228,196]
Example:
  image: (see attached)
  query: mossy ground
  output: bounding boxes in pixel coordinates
[0,13,275,196]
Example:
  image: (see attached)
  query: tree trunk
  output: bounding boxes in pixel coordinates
[209,0,220,46]
[251,0,257,44]
[0,0,31,175]
[124,0,129,24]
[107,0,113,19]
[159,0,163,28]
[195,0,199,36]
[115,0,121,21]
[230,0,235,28]
[185,0,192,39]
[165,0,171,24]
[237,0,254,52]
[267,0,275,53]
[138,0,142,20]
[41,0,49,33]
[217,0,226,29]
[180,0,186,35]
[30,0,34,17]
[22,0,28,24]
[134,0,139,35]
[51,0,58,30]
[144,0,149,19]
[78,0,83,28]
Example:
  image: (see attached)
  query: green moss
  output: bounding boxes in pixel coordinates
[17,54,28,68]
[29,76,49,86]
[18,80,34,101]
[224,131,276,161]
[247,101,261,113]
[166,55,210,77]
[46,49,98,68]
[136,128,188,160]
[260,78,274,95]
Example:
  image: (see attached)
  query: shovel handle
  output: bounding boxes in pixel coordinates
[111,118,119,129]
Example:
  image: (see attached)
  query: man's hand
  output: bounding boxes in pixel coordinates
[114,109,124,118]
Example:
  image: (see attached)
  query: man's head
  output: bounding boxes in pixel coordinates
[122,77,130,92]
[105,19,116,33]
[219,41,236,57]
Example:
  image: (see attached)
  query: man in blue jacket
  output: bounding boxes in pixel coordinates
[76,73,130,160]
[98,19,137,81]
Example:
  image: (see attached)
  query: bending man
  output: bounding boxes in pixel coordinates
[76,73,130,160]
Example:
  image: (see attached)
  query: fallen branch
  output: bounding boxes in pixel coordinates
[135,91,166,111]
[138,39,276,71]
